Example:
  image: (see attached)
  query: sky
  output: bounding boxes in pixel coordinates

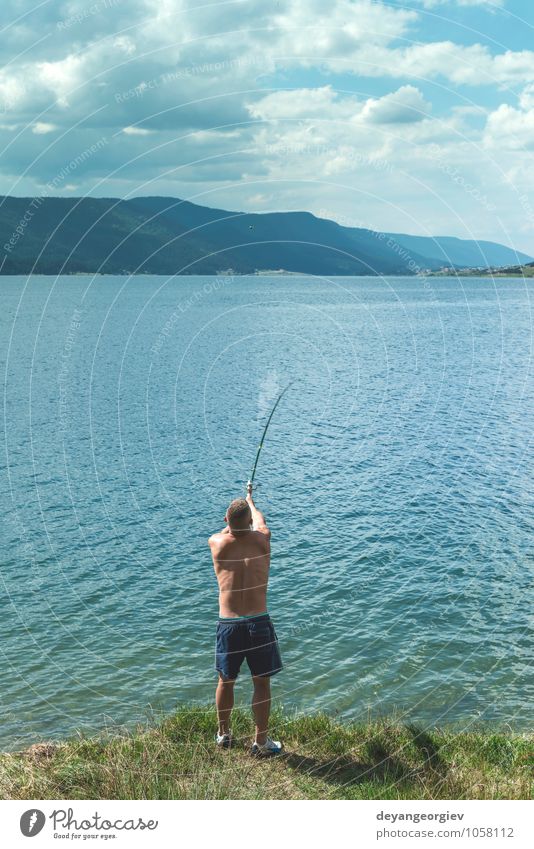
[0,0,533,252]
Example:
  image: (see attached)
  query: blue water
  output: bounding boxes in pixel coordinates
[1,274,533,750]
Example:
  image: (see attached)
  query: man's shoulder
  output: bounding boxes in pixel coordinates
[252,527,271,544]
[208,532,227,548]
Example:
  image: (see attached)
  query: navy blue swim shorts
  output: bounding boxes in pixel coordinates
[215,613,282,680]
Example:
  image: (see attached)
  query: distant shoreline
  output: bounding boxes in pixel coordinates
[1,271,531,279]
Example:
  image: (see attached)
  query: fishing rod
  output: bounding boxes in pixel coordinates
[247,382,294,492]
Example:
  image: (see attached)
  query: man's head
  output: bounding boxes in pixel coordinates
[225,497,252,531]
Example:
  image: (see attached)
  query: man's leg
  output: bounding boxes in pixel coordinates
[252,675,271,745]
[216,675,235,735]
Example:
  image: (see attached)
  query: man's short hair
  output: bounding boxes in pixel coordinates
[227,498,251,529]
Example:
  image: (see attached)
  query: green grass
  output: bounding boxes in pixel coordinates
[1,706,532,800]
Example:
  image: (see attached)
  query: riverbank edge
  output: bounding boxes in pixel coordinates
[1,705,532,800]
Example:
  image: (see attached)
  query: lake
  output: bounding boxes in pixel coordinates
[1,273,532,750]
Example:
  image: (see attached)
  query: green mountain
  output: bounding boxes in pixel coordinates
[385,232,532,270]
[0,195,530,275]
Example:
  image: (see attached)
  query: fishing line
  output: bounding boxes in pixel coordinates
[247,382,294,491]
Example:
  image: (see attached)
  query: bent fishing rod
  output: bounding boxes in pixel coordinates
[247,382,294,492]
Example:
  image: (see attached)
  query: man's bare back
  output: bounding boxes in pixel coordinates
[208,490,271,618]
[208,485,283,754]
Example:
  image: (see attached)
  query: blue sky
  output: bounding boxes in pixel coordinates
[0,0,533,252]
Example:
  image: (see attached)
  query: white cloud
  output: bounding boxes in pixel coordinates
[268,0,417,54]
[0,75,25,110]
[484,103,534,150]
[360,85,431,123]
[122,125,154,135]
[248,86,354,121]
[37,55,86,105]
[348,42,534,86]
[248,86,459,191]
[32,122,57,134]
[112,36,137,56]
[518,83,534,110]
[249,85,431,126]
[415,1,504,7]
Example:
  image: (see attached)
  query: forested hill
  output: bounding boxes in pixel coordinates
[0,195,530,276]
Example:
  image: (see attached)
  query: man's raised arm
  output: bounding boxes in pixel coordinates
[246,483,271,537]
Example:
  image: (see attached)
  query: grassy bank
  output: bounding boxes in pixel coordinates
[1,707,531,800]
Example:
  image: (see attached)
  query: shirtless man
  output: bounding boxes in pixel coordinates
[208,483,283,756]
